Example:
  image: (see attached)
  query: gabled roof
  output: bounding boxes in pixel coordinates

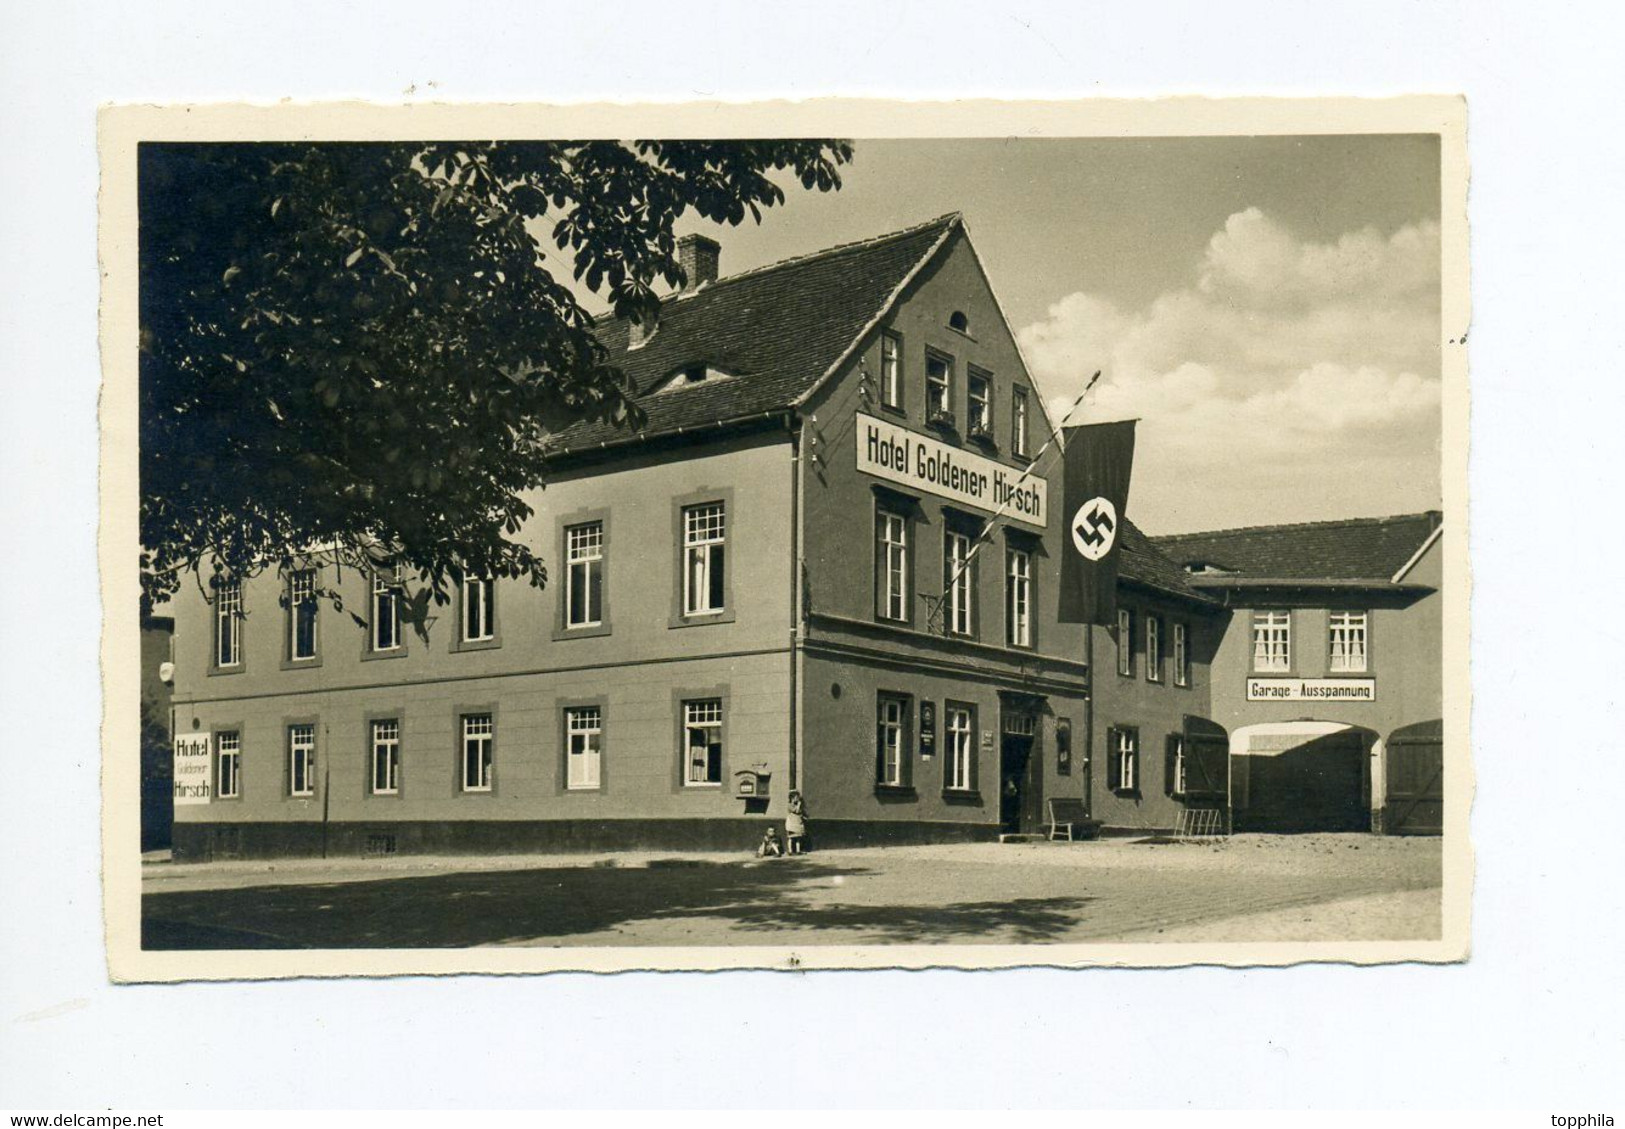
[549,214,962,453]
[1117,518,1221,607]
[1154,511,1444,584]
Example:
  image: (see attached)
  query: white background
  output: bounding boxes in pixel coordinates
[2,0,1622,1110]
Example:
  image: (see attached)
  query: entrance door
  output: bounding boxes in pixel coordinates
[1000,735,1034,833]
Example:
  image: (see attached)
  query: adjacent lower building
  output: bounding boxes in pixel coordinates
[1155,512,1445,835]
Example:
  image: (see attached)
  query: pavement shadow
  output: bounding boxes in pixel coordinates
[142,859,1095,949]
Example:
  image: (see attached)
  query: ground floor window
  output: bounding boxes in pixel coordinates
[371,719,400,795]
[461,713,493,792]
[1166,733,1186,796]
[1108,726,1139,793]
[288,724,315,797]
[876,694,910,786]
[216,731,240,798]
[683,699,723,786]
[945,703,976,792]
[566,706,602,790]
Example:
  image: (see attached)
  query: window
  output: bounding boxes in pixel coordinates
[288,724,315,797]
[371,719,400,795]
[1329,611,1369,673]
[967,368,993,436]
[945,703,975,792]
[289,569,317,661]
[214,578,242,668]
[566,521,604,628]
[1167,734,1186,796]
[1252,610,1291,672]
[1108,727,1139,793]
[948,310,970,334]
[1145,615,1163,682]
[880,331,903,409]
[682,699,724,786]
[945,529,975,637]
[462,577,494,642]
[925,352,953,420]
[876,508,909,622]
[1006,546,1032,648]
[566,706,602,790]
[1011,385,1030,457]
[876,695,909,787]
[1173,622,1190,687]
[216,731,240,799]
[1117,607,1135,676]
[371,565,402,652]
[682,503,726,617]
[461,713,493,792]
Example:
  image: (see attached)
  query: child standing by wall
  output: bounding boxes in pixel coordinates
[786,790,808,855]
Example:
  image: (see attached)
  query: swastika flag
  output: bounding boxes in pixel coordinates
[1058,419,1136,625]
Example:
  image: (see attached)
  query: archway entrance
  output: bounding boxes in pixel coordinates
[1230,721,1378,833]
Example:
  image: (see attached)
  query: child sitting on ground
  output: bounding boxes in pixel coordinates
[756,825,785,858]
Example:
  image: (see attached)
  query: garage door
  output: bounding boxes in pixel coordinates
[1384,719,1443,835]
[1233,727,1368,833]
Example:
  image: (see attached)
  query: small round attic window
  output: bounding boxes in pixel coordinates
[948,311,970,333]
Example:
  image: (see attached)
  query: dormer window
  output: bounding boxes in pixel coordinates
[654,362,738,394]
[948,311,970,334]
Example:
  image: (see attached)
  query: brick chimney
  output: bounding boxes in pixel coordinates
[678,233,721,290]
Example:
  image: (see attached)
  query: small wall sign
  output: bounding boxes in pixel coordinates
[919,700,936,757]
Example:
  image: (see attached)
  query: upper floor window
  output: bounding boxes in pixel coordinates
[461,713,494,793]
[967,368,993,438]
[682,503,727,617]
[1011,386,1030,457]
[1173,621,1191,687]
[1252,610,1291,672]
[1329,611,1369,673]
[1145,615,1163,682]
[880,331,903,409]
[682,699,724,786]
[925,352,953,422]
[214,577,242,668]
[566,521,605,629]
[288,569,317,662]
[1006,546,1032,648]
[566,705,602,790]
[876,508,909,623]
[1117,607,1134,677]
[948,310,970,334]
[371,565,402,652]
[945,528,976,637]
[462,577,495,643]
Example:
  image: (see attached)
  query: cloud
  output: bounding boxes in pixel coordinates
[1018,208,1442,532]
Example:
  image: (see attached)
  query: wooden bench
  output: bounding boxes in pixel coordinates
[1045,798,1102,841]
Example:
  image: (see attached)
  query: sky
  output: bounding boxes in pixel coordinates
[663,136,1443,535]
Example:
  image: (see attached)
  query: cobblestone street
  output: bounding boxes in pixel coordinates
[142,833,1442,948]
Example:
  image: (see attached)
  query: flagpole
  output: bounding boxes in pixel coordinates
[925,371,1101,633]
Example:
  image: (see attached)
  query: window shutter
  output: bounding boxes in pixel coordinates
[900,702,915,788]
[1164,735,1179,797]
[1106,727,1121,791]
[874,713,885,785]
[873,512,886,620]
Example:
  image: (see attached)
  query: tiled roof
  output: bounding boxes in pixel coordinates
[1117,518,1217,605]
[549,214,961,453]
[1153,511,1443,582]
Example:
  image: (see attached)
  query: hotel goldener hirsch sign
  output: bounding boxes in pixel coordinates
[856,412,1047,529]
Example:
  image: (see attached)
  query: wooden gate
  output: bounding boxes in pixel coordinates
[1384,719,1443,835]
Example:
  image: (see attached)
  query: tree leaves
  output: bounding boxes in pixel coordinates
[138,140,851,615]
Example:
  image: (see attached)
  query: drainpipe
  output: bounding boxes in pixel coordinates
[787,415,804,794]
